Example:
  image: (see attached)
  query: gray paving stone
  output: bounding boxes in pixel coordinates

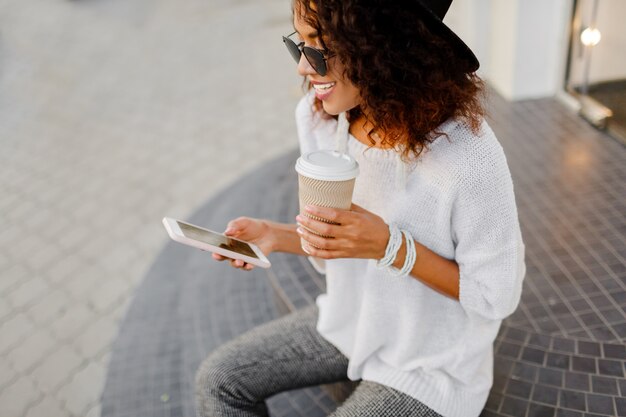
[45,256,85,285]
[0,376,41,417]
[0,356,18,391]
[70,202,108,226]
[73,239,118,267]
[0,313,35,355]
[112,264,146,294]
[26,288,72,326]
[0,191,20,215]
[57,362,106,416]
[28,242,65,272]
[6,233,46,261]
[73,317,118,359]
[0,0,313,413]
[87,279,129,314]
[86,403,102,417]
[0,251,10,273]
[4,199,39,227]
[50,303,96,342]
[25,396,68,417]
[133,226,171,258]
[0,300,10,322]
[104,300,129,326]
[56,225,93,253]
[95,245,143,277]
[10,328,58,373]
[7,275,50,310]
[32,216,72,245]
[0,264,29,295]
[31,346,84,394]
[98,351,112,370]
[63,271,105,303]
[0,222,22,248]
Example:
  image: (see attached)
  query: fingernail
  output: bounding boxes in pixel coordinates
[295,215,302,222]
[304,205,314,212]
[296,227,303,234]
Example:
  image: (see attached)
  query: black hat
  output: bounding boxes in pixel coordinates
[415,0,480,72]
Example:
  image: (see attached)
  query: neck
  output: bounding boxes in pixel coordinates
[348,113,393,149]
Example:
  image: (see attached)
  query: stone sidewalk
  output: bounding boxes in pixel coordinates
[0,0,300,415]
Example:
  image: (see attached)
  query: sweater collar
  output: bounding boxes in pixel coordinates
[335,112,459,190]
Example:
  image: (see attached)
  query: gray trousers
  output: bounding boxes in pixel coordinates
[195,304,442,417]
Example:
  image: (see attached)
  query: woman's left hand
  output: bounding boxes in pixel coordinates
[295,204,390,260]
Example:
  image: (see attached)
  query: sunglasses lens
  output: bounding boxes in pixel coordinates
[283,37,302,63]
[303,47,327,76]
[283,36,328,76]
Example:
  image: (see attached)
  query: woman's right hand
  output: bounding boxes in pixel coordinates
[212,217,274,271]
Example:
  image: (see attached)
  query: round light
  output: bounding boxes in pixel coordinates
[580,27,601,46]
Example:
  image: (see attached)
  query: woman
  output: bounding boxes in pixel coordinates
[195,0,525,416]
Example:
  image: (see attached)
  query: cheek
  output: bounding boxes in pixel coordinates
[329,63,360,105]
[338,83,360,107]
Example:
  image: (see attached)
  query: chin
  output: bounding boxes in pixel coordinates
[322,100,355,116]
[322,103,341,116]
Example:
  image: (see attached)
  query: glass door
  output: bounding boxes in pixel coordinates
[565,0,626,144]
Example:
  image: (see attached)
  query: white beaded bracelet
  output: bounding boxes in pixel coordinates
[376,223,402,268]
[388,230,417,277]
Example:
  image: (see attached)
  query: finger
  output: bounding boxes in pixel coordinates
[301,241,312,255]
[302,243,342,260]
[230,259,246,268]
[212,253,227,261]
[296,214,341,237]
[225,217,250,236]
[349,203,368,213]
[296,226,339,251]
[224,226,242,236]
[303,205,346,225]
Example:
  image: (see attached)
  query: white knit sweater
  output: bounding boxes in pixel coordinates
[295,93,526,417]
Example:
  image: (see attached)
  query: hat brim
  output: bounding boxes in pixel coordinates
[415,2,480,72]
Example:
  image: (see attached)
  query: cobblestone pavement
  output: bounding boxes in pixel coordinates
[0,0,300,415]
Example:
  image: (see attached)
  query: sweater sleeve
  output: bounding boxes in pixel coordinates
[452,134,526,321]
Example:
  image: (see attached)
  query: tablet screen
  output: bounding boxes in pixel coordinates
[178,222,259,258]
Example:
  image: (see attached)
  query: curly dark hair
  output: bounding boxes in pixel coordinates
[294,0,485,161]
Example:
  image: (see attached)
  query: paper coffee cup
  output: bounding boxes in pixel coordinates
[295,150,359,252]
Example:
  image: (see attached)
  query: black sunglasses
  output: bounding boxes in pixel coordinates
[282,31,330,76]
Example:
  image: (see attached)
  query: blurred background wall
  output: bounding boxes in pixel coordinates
[446,0,626,143]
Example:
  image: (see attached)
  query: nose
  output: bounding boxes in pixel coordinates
[297,54,316,77]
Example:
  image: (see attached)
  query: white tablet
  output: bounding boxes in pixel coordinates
[162,217,271,269]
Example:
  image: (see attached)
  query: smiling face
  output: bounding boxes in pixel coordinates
[293,10,361,115]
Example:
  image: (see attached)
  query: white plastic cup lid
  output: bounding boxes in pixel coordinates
[295,150,359,181]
